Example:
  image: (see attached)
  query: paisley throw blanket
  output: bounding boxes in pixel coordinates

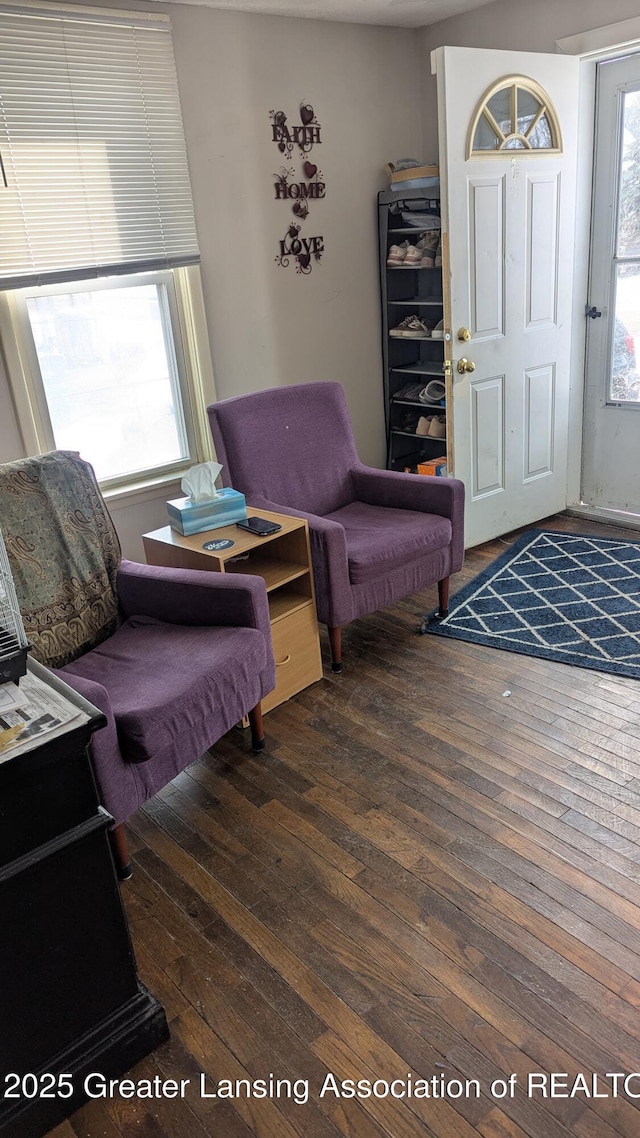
[0,451,121,667]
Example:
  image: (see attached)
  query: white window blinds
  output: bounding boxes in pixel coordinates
[0,4,199,289]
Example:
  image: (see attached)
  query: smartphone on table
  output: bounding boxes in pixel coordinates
[236,516,282,537]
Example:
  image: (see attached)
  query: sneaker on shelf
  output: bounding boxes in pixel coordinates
[390,315,431,338]
[428,414,447,438]
[435,239,442,268]
[417,229,440,268]
[387,243,408,267]
[415,416,432,436]
[403,244,421,267]
[431,319,445,339]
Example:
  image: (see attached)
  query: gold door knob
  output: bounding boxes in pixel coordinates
[457,357,476,374]
[457,327,471,343]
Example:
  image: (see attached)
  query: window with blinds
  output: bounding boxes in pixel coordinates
[0,3,200,290]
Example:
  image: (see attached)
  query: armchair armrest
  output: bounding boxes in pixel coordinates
[249,496,353,627]
[117,559,271,639]
[50,669,140,825]
[350,464,465,572]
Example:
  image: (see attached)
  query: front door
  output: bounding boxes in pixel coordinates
[433,47,580,549]
[582,53,640,516]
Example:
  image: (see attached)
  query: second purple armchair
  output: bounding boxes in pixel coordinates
[208,381,465,671]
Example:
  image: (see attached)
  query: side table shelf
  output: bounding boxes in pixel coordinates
[142,508,323,714]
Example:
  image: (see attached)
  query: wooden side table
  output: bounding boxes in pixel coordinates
[142,508,323,713]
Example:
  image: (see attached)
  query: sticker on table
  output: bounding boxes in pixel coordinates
[202,538,235,551]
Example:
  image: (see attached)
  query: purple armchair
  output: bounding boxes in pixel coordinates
[0,452,275,877]
[208,382,465,670]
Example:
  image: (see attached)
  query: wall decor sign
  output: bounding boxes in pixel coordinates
[273,163,325,219]
[275,224,324,275]
[270,103,321,155]
[270,103,325,273]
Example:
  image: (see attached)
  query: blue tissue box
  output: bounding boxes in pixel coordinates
[167,488,247,536]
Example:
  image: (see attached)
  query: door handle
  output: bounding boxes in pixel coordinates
[456,358,476,374]
[457,327,471,342]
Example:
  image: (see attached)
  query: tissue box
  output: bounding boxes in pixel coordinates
[167,488,247,536]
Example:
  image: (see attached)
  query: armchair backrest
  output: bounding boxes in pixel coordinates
[0,451,121,668]
[208,382,359,517]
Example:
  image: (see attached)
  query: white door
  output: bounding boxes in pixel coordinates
[582,54,640,515]
[433,47,580,549]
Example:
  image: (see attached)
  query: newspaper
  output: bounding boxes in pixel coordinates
[0,669,89,761]
[0,681,26,715]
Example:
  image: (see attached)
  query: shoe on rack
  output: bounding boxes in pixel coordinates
[415,416,431,436]
[390,315,430,338]
[435,239,442,268]
[417,230,440,268]
[427,414,447,438]
[387,243,408,267]
[431,319,444,339]
[403,244,421,266]
[393,381,426,402]
[399,409,418,431]
[418,379,446,403]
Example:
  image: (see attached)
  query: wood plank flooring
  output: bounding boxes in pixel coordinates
[62,514,640,1138]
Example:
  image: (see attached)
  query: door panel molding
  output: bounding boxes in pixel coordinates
[524,363,555,480]
[468,176,505,340]
[470,374,505,498]
[525,172,560,328]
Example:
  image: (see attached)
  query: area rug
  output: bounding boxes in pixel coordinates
[424,529,640,679]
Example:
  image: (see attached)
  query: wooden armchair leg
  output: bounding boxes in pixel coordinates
[110,823,133,882]
[438,576,450,618]
[329,625,342,673]
[248,702,265,751]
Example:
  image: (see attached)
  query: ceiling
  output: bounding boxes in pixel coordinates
[153,0,497,29]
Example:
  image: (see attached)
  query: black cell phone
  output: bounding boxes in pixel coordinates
[236,516,282,536]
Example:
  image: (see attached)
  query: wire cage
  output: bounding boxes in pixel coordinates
[0,526,30,684]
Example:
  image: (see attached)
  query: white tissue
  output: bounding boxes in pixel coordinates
[181,461,222,503]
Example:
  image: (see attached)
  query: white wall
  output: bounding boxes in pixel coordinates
[0,3,423,556]
[169,4,423,452]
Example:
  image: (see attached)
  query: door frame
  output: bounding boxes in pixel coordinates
[557,22,640,526]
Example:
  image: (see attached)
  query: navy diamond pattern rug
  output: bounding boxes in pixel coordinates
[425,529,640,679]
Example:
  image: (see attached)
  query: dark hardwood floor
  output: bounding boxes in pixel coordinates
[57,514,640,1138]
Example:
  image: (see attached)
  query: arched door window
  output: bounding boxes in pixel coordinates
[467,76,562,157]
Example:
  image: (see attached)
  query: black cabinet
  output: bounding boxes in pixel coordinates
[378,185,449,473]
[0,662,168,1138]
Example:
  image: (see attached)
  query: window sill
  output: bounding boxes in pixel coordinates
[103,470,185,510]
